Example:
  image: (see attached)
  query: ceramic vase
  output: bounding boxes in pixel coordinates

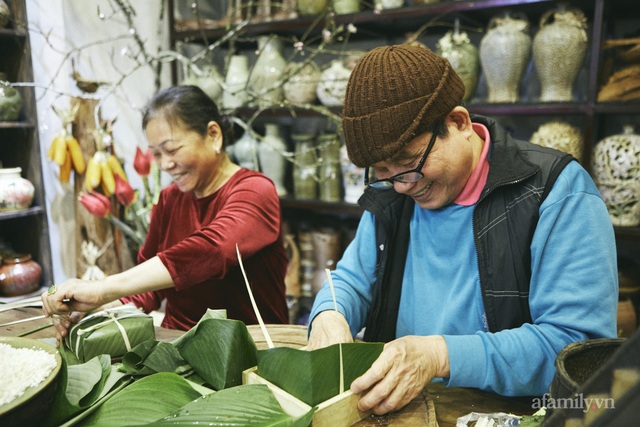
[317,133,342,202]
[258,123,288,196]
[530,120,583,162]
[233,130,259,170]
[297,0,328,16]
[222,55,250,110]
[0,0,10,28]
[375,0,403,10]
[533,6,588,102]
[248,36,287,108]
[0,73,22,121]
[437,29,480,103]
[0,167,34,212]
[292,133,318,200]
[332,0,360,14]
[341,143,365,204]
[182,64,223,105]
[317,60,351,107]
[592,125,640,227]
[283,61,321,105]
[0,253,42,297]
[480,14,532,103]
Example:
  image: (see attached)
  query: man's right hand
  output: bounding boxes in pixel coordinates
[307,310,354,350]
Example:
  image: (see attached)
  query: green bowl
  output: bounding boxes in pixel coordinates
[0,337,62,425]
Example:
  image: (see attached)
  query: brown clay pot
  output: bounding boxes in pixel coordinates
[0,253,42,297]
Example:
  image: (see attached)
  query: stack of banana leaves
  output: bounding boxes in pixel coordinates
[43,310,383,427]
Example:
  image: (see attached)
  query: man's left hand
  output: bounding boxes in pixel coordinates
[350,335,450,415]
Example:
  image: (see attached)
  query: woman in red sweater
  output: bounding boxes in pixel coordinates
[42,85,289,339]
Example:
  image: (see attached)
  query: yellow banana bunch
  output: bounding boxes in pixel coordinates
[85,151,128,196]
[47,129,86,183]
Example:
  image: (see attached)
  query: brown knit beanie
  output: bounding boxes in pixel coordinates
[342,44,465,167]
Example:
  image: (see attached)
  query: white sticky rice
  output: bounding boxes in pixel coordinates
[0,342,58,406]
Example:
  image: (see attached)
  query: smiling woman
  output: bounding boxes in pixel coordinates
[41,86,289,339]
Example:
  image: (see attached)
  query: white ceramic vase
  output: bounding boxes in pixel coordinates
[317,60,351,107]
[340,144,365,204]
[283,61,321,105]
[248,36,287,108]
[182,64,223,105]
[480,14,532,103]
[233,130,259,170]
[258,123,288,196]
[0,167,35,212]
[222,55,250,110]
[533,6,588,102]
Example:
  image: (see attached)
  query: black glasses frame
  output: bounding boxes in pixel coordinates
[364,132,438,189]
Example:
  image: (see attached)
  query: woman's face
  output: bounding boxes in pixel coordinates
[145,118,221,198]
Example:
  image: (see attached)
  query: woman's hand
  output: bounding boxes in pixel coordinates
[350,335,450,415]
[41,278,107,317]
[307,310,354,350]
[50,311,85,347]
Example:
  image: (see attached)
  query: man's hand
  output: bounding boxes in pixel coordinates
[351,335,450,415]
[307,310,354,350]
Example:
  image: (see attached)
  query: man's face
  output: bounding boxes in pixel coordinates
[369,122,477,210]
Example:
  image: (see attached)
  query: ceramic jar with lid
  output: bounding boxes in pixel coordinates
[533,5,588,102]
[0,253,43,297]
[0,72,22,121]
[437,27,480,103]
[0,167,35,212]
[480,13,532,103]
[591,125,640,227]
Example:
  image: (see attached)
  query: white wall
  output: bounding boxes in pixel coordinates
[27,0,170,282]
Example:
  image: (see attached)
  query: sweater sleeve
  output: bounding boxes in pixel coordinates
[158,173,282,289]
[444,162,618,396]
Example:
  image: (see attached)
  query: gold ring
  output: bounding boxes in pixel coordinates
[47,284,57,296]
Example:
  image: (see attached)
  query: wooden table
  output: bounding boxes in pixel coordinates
[0,306,536,426]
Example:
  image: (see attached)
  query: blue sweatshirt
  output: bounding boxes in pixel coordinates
[309,160,618,396]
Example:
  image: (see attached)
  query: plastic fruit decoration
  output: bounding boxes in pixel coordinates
[85,128,128,196]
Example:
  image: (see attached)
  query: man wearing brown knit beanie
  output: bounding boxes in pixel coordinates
[307,44,617,415]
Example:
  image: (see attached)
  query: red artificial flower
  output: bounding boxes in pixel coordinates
[133,147,153,177]
[114,174,135,206]
[79,191,111,218]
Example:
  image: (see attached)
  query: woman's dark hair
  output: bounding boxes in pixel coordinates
[142,85,233,147]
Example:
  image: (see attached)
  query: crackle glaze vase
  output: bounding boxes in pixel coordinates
[480,13,531,103]
[591,125,640,227]
[533,6,588,102]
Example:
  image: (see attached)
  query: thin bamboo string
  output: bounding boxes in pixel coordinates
[236,243,274,349]
[326,268,344,394]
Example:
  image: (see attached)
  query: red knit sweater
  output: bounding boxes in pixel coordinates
[121,168,289,330]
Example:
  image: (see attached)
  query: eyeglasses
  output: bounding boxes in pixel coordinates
[364,131,438,189]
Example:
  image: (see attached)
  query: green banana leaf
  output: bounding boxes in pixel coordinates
[65,305,156,363]
[257,342,384,406]
[45,352,126,427]
[174,317,257,390]
[120,340,190,376]
[152,384,315,426]
[77,372,205,427]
